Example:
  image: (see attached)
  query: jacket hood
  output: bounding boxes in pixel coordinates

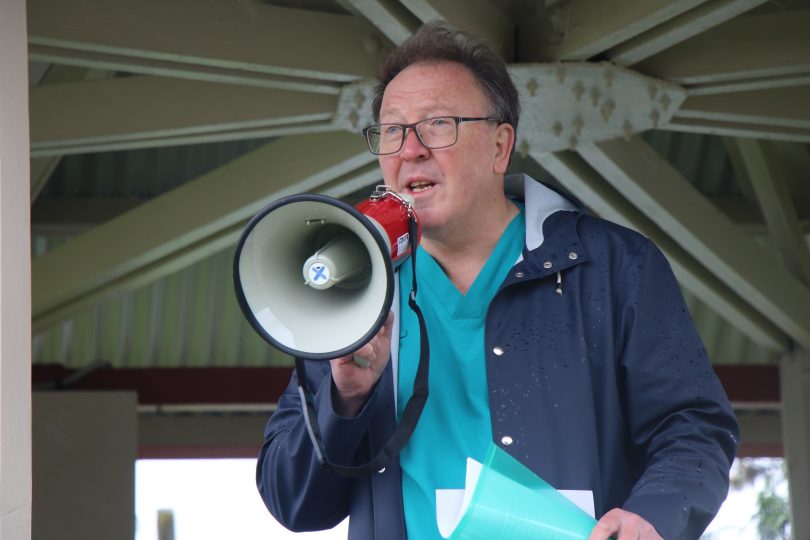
[504,173,580,252]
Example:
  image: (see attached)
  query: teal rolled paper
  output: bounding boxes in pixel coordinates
[449,443,597,540]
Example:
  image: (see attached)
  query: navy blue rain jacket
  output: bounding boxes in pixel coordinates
[256,175,739,540]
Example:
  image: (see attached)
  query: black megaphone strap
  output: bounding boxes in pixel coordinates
[295,214,429,477]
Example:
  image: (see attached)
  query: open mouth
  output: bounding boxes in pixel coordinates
[407,180,435,193]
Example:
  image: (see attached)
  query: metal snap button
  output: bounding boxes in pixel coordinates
[493,346,504,356]
[501,436,513,446]
[514,271,525,278]
[569,252,578,260]
[543,261,552,269]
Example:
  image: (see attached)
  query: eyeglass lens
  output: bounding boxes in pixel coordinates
[367,117,458,154]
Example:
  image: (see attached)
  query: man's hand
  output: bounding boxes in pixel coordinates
[589,509,663,540]
[330,311,395,417]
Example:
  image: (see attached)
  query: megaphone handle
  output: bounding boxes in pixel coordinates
[295,214,430,478]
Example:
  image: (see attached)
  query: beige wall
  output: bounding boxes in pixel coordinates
[33,392,137,540]
[0,0,32,539]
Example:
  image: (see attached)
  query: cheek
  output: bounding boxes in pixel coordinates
[378,157,399,183]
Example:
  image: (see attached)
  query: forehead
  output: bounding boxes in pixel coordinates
[379,61,490,119]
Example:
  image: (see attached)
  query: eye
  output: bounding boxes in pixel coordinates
[383,124,403,136]
[428,117,452,127]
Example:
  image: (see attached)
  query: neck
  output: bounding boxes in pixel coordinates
[421,195,518,295]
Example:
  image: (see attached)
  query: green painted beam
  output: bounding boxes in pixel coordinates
[578,136,810,350]
[32,131,376,332]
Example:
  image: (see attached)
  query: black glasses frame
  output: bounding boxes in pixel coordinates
[362,116,499,155]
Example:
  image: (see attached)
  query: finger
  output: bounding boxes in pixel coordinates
[589,513,620,540]
[372,311,394,343]
[331,355,358,368]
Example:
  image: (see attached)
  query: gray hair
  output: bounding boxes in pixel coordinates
[371,21,520,134]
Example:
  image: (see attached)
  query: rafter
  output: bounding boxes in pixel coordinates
[577,137,810,350]
[606,0,766,66]
[30,157,60,202]
[28,45,344,95]
[673,86,810,131]
[30,76,339,156]
[665,86,810,143]
[399,0,515,59]
[519,0,705,62]
[342,0,420,45]
[29,66,116,202]
[635,9,810,92]
[665,117,810,143]
[532,150,788,351]
[733,139,810,284]
[32,132,377,332]
[28,0,390,86]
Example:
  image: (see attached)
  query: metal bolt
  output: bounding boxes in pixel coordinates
[590,86,600,106]
[526,78,539,97]
[572,118,583,137]
[600,100,615,122]
[572,81,584,101]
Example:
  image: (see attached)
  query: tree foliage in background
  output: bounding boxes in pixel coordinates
[730,458,791,540]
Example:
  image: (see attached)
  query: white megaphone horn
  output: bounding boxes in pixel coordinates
[233,186,420,360]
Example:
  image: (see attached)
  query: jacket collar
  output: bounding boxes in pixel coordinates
[504,173,579,251]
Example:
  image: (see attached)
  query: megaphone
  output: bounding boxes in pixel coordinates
[234,185,429,478]
[233,186,420,360]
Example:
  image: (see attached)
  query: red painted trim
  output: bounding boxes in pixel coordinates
[33,364,784,458]
[713,365,780,404]
[33,364,779,404]
[33,365,294,405]
[736,443,783,458]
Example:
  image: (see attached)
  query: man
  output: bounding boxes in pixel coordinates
[257,21,739,540]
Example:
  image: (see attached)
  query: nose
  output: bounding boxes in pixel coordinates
[398,127,430,161]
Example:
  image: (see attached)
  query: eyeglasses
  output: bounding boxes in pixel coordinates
[363,116,499,155]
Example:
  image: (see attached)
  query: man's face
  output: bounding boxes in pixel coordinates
[377,61,513,235]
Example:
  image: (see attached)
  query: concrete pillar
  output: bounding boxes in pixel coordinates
[33,392,137,540]
[780,349,810,540]
[0,0,32,539]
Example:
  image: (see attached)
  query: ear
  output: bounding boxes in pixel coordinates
[492,122,515,175]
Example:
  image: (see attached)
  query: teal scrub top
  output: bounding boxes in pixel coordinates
[397,207,525,538]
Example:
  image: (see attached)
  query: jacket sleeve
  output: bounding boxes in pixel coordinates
[616,239,740,540]
[255,359,382,532]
